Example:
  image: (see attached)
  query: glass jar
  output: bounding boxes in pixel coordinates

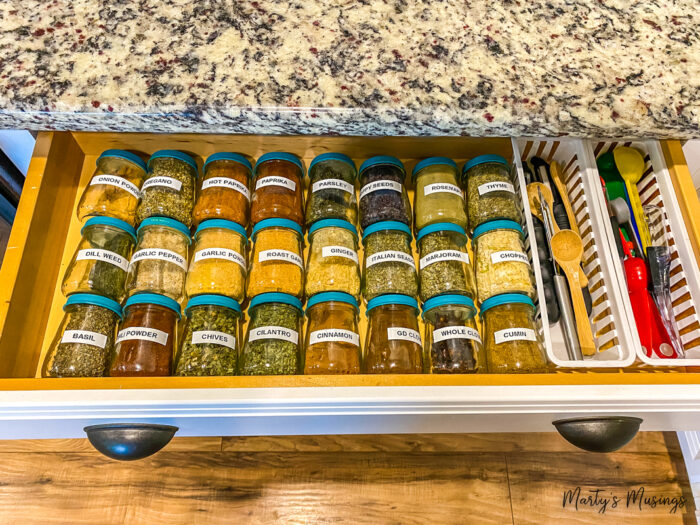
[240,293,303,375]
[481,293,548,373]
[76,150,147,226]
[109,293,181,377]
[462,154,522,233]
[247,218,304,298]
[364,294,423,373]
[185,219,247,302]
[62,217,136,302]
[362,221,418,301]
[174,295,241,376]
[305,153,358,227]
[358,156,412,230]
[42,294,122,377]
[416,222,476,302]
[136,150,198,227]
[125,217,191,303]
[473,220,535,303]
[306,219,361,300]
[412,157,467,231]
[304,292,361,374]
[250,152,305,226]
[193,152,252,227]
[422,294,484,374]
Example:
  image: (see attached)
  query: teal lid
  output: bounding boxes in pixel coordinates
[416,222,467,243]
[362,220,412,240]
[185,294,241,315]
[195,219,248,244]
[412,157,458,181]
[203,152,253,174]
[82,216,137,243]
[422,294,476,318]
[366,294,419,315]
[251,218,303,240]
[254,152,305,177]
[97,149,147,172]
[306,292,359,312]
[309,153,356,179]
[249,293,303,312]
[137,217,192,243]
[359,156,406,180]
[480,293,535,314]
[472,220,523,239]
[308,219,358,238]
[64,293,123,319]
[148,150,198,173]
[462,154,509,174]
[124,293,182,318]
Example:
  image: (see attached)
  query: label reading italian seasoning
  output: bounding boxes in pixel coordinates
[366,250,415,268]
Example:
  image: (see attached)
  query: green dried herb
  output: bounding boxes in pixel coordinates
[240,303,300,375]
[465,162,521,232]
[137,156,196,227]
[306,161,357,225]
[363,229,418,300]
[419,231,475,301]
[87,232,132,301]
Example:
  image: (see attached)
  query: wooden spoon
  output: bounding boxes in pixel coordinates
[550,229,596,356]
[549,161,579,236]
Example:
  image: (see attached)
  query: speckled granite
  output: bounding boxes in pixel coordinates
[0,1,698,137]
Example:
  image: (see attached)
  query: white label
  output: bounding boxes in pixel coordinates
[490,250,530,265]
[76,248,129,272]
[130,248,188,271]
[308,329,360,347]
[255,176,296,191]
[423,183,463,197]
[194,248,247,270]
[192,330,236,349]
[248,326,299,344]
[494,328,537,344]
[141,176,183,192]
[258,249,303,268]
[60,330,108,349]
[90,174,140,198]
[387,327,422,346]
[312,179,354,194]
[321,245,359,263]
[359,180,402,199]
[419,249,470,269]
[116,327,169,346]
[477,181,515,196]
[366,250,415,269]
[433,326,481,344]
[201,177,250,200]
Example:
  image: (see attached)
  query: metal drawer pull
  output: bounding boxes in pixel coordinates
[84,423,178,461]
[552,416,642,453]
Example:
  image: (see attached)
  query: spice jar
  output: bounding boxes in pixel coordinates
[247,218,304,298]
[362,221,418,301]
[42,294,122,377]
[422,294,484,374]
[412,157,467,231]
[136,150,198,227]
[306,219,361,300]
[250,152,305,226]
[416,222,476,302]
[305,153,358,227]
[481,293,548,373]
[240,293,303,375]
[109,293,181,376]
[364,294,423,373]
[175,295,241,376]
[462,155,522,233]
[76,150,147,226]
[125,217,191,303]
[62,217,136,302]
[193,152,252,227]
[304,292,361,374]
[473,220,535,303]
[185,219,247,302]
[358,156,412,230]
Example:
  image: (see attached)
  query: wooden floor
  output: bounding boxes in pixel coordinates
[0,432,694,524]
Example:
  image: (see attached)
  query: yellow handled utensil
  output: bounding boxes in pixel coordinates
[549,161,579,236]
[613,146,652,254]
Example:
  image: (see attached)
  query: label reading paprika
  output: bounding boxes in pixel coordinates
[255,176,296,191]
[494,328,537,344]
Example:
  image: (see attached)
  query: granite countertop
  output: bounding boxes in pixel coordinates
[0,1,698,137]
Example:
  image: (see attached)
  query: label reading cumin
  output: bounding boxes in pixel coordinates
[494,328,537,344]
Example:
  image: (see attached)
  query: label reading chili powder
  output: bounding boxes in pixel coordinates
[322,246,359,263]
[387,327,422,345]
[477,181,515,196]
[76,248,129,271]
[248,326,299,344]
[366,250,415,268]
[61,330,108,349]
[419,249,469,269]
[90,174,140,198]
[312,179,354,194]
[130,249,188,271]
[309,329,360,347]
[141,176,183,192]
[423,183,463,197]
[192,330,236,349]
[201,177,251,200]
[359,180,402,199]
[259,249,304,268]
[494,328,537,344]
[490,250,530,265]
[116,327,169,346]
[255,176,296,191]
[433,326,481,344]
[194,248,247,270]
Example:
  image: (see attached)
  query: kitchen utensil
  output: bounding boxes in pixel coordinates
[549,161,579,236]
[610,197,644,260]
[531,156,570,231]
[613,147,652,253]
[532,215,561,324]
[550,229,597,356]
[528,183,558,232]
[597,151,627,202]
[598,176,625,259]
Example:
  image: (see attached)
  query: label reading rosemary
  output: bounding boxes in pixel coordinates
[494,328,537,344]
[490,250,530,265]
[194,248,247,270]
[433,326,481,343]
[423,183,463,197]
[201,177,251,200]
[141,176,183,192]
[360,180,402,199]
[116,327,169,346]
[309,329,360,347]
[387,327,422,345]
[259,249,304,268]
[90,174,140,198]
[366,250,415,268]
[60,330,108,349]
[478,181,515,196]
[192,330,236,350]
[322,245,359,263]
[312,179,354,194]
[130,248,188,271]
[76,248,129,271]
[255,176,296,191]
[248,326,299,344]
[419,249,469,269]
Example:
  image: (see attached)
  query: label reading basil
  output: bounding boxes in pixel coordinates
[490,250,530,265]
[60,330,108,349]
[201,177,250,200]
[312,179,354,194]
[494,328,537,344]
[308,329,360,347]
[419,249,470,269]
[192,330,236,349]
[90,174,140,198]
[433,326,481,344]
[130,248,188,271]
[477,181,515,196]
[387,327,422,345]
[248,326,299,344]
[366,250,415,268]
[359,180,402,199]
[76,248,129,272]
[141,176,183,192]
[423,183,463,197]
[255,176,296,191]
[321,245,359,263]
[194,248,247,270]
[258,249,303,268]
[116,327,169,346]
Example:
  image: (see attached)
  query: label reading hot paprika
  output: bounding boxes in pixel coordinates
[201,177,251,200]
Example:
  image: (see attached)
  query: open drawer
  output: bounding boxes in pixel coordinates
[0,131,700,440]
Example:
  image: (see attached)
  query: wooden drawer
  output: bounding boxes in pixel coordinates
[0,131,699,439]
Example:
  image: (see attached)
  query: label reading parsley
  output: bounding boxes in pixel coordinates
[312,179,354,194]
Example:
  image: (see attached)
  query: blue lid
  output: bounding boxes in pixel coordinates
[185,294,241,314]
[125,293,182,317]
[359,156,406,179]
[480,293,535,313]
[472,219,523,239]
[308,153,356,178]
[416,222,467,243]
[64,293,123,319]
[195,219,248,244]
[254,152,305,177]
[422,294,476,318]
[251,218,303,239]
[462,154,509,174]
[148,150,198,173]
[82,216,137,242]
[362,220,412,240]
[308,219,358,238]
[412,157,458,181]
[137,217,192,243]
[203,152,253,174]
[249,293,303,312]
[97,149,147,172]
[366,294,419,314]
[306,292,359,312]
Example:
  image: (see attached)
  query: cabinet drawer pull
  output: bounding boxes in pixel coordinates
[553,416,642,453]
[84,423,178,461]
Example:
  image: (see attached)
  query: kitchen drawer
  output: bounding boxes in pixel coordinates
[0,131,699,440]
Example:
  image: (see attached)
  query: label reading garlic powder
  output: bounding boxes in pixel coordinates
[309,329,360,347]
[419,250,469,269]
[116,327,169,346]
[477,181,515,196]
[423,183,463,197]
[76,248,129,271]
[61,330,108,349]
[366,250,415,268]
[387,327,422,346]
[259,249,304,268]
[130,249,188,271]
[490,250,530,265]
[432,326,481,344]
[359,180,402,199]
[141,176,183,192]
[248,326,299,344]
[494,328,537,344]
[322,246,359,263]
[194,248,247,270]
[312,179,354,194]
[201,177,250,200]
[90,175,140,198]
[192,330,236,350]
[255,176,296,191]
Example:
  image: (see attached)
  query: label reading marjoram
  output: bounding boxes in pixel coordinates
[201,177,250,200]
[141,176,183,192]
[387,327,422,345]
[477,181,515,196]
[423,183,463,197]
[76,248,129,271]
[494,328,537,344]
[255,176,296,191]
[490,250,530,265]
[321,246,359,263]
[432,326,481,344]
[419,250,469,269]
[366,250,415,268]
[192,330,235,349]
[312,179,354,194]
[359,180,402,199]
[258,249,303,268]
[194,248,247,270]
[248,326,299,344]
[60,330,108,349]
[116,327,169,346]
[130,249,188,271]
[90,174,140,198]
[308,329,360,347]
